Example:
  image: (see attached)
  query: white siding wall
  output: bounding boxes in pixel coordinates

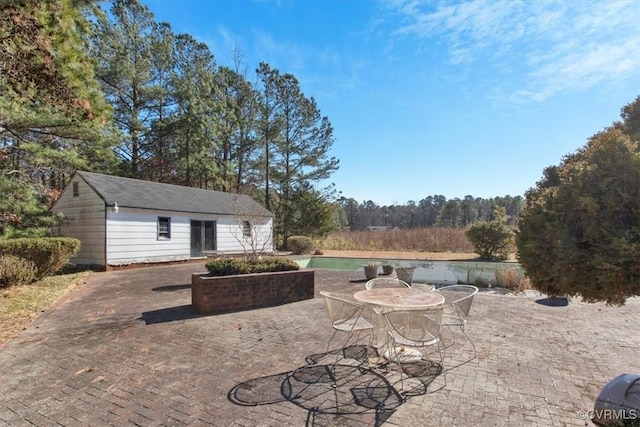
[52,178,106,265]
[216,217,274,254]
[106,208,190,265]
[106,209,274,265]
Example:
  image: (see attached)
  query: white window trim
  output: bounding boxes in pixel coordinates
[158,216,171,240]
[242,221,252,238]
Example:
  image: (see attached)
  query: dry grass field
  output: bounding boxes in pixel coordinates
[320,249,482,261]
[319,228,479,253]
[318,228,517,261]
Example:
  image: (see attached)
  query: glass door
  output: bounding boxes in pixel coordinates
[190,220,216,257]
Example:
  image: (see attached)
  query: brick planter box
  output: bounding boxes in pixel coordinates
[191,270,315,315]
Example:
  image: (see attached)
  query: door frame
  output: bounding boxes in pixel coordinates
[190,219,217,257]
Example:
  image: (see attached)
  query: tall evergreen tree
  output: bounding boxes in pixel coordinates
[213,66,260,193]
[460,195,478,226]
[169,34,219,187]
[0,0,114,237]
[271,72,339,243]
[91,0,171,178]
[0,0,109,141]
[255,62,283,211]
[288,185,338,237]
[144,22,178,182]
[436,199,462,227]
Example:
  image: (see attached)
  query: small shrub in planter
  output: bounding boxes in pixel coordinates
[206,257,299,277]
[286,236,315,255]
[0,255,37,287]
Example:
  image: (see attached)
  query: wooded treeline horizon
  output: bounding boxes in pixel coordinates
[336,195,523,231]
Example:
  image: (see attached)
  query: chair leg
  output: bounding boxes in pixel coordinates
[387,343,406,392]
[460,327,477,360]
[443,322,475,355]
[442,324,457,349]
[442,325,477,370]
[437,340,447,389]
[326,330,339,355]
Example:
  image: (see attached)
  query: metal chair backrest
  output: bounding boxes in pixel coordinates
[382,307,444,345]
[436,285,479,318]
[365,277,411,290]
[319,291,365,331]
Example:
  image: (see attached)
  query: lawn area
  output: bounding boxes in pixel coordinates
[0,271,90,346]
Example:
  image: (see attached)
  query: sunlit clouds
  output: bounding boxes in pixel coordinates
[382,0,640,103]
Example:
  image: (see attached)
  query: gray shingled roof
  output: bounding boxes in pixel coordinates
[76,171,272,217]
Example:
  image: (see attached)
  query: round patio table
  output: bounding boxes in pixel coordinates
[353,288,444,309]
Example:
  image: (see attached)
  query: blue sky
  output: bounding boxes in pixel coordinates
[140,0,640,206]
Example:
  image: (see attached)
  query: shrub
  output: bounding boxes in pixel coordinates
[286,236,315,255]
[0,255,37,287]
[254,257,300,272]
[517,125,640,305]
[205,258,248,276]
[206,257,299,276]
[0,237,81,279]
[465,207,514,261]
[472,274,491,288]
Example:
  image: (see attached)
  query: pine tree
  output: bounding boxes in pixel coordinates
[0,0,114,237]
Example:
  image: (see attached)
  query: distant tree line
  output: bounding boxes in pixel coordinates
[337,195,523,230]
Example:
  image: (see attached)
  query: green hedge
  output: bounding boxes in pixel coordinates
[286,236,315,255]
[206,257,299,277]
[0,237,81,279]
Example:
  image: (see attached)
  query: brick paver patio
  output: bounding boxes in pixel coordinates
[0,262,638,426]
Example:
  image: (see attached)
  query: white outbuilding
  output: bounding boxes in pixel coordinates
[52,171,274,269]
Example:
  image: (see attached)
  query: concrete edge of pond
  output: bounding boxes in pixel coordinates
[293,256,525,287]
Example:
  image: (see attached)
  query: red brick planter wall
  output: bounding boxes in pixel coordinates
[191,270,315,315]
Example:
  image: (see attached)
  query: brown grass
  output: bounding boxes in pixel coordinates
[0,271,89,346]
[494,268,532,292]
[320,228,475,253]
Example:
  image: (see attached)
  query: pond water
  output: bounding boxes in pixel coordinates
[295,256,524,286]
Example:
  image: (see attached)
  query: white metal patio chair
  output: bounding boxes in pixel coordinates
[365,277,411,290]
[319,291,374,357]
[434,285,478,359]
[381,307,447,393]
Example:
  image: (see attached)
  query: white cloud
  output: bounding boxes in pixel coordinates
[382,0,640,103]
